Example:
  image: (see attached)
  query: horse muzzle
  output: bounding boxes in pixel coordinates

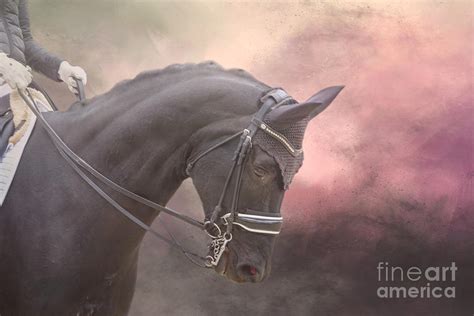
[205,209,282,275]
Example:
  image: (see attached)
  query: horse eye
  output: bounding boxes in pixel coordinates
[253,167,267,178]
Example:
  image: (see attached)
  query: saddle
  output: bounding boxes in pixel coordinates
[0,94,14,155]
[0,88,50,156]
[0,88,52,206]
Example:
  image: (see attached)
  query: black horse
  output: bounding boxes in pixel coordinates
[0,62,342,315]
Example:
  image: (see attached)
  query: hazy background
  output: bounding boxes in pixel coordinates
[30,0,472,315]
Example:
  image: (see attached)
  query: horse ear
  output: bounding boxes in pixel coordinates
[266,86,344,129]
[305,85,344,118]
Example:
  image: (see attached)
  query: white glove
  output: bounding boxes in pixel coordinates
[0,52,32,90]
[58,61,87,94]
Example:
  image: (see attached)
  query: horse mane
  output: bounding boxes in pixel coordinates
[135,61,262,83]
[97,61,269,100]
[68,61,271,116]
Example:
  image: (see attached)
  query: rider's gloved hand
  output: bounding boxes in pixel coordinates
[58,61,87,94]
[0,52,32,90]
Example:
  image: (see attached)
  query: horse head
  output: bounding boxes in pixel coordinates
[187,85,344,283]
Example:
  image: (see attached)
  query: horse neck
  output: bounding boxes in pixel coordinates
[51,75,262,206]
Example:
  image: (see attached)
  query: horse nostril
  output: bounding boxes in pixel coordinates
[238,264,260,280]
[249,266,257,276]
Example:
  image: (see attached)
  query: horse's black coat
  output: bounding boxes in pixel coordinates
[0,61,342,315]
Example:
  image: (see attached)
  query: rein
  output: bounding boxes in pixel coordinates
[18,84,295,269]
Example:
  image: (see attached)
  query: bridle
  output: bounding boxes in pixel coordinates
[18,85,300,268]
[185,88,298,266]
